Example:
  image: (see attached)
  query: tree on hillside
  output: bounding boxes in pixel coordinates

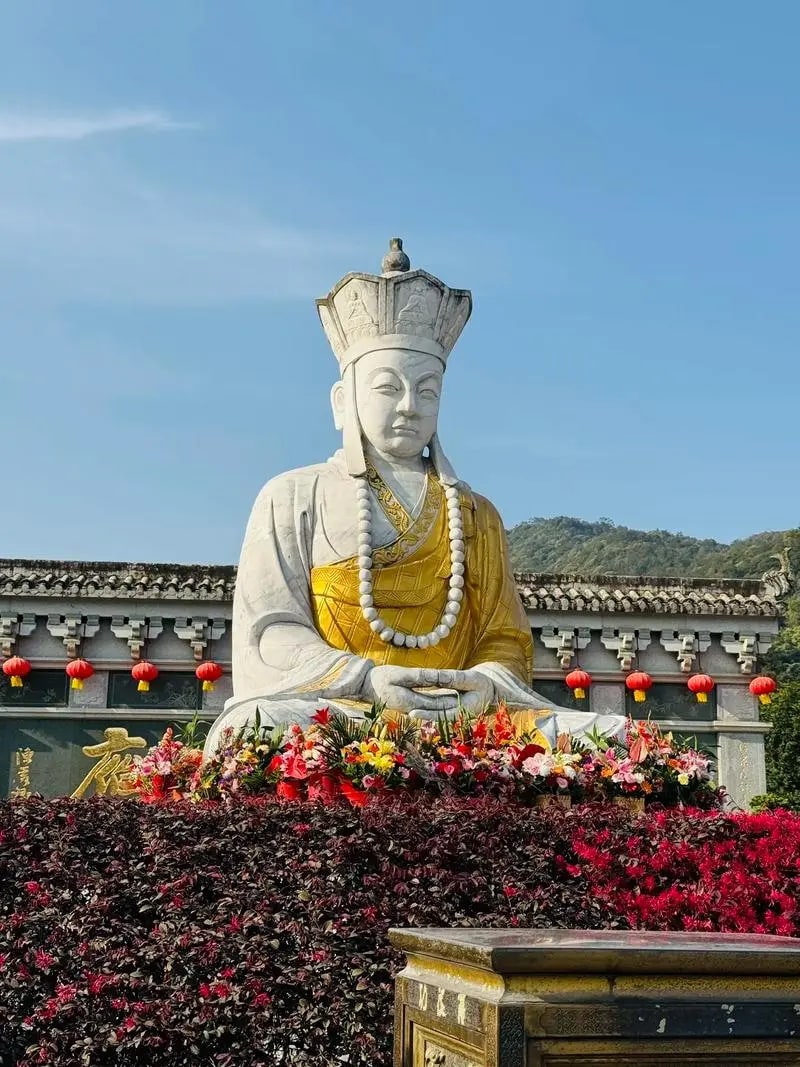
[762,533,800,800]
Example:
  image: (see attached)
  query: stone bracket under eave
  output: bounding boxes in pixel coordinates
[0,613,37,658]
[110,616,164,660]
[539,626,591,669]
[46,614,101,659]
[659,630,712,673]
[173,617,227,660]
[600,628,652,671]
[720,631,775,674]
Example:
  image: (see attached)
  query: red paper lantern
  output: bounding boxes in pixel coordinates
[3,656,32,688]
[131,660,159,693]
[625,670,653,703]
[687,673,715,704]
[195,660,223,692]
[65,658,94,691]
[749,675,777,706]
[565,668,592,700]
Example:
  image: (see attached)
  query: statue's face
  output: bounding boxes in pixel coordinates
[352,348,443,459]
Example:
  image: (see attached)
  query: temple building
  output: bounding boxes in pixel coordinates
[0,557,789,808]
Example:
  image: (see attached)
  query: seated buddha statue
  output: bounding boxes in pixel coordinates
[204,240,623,756]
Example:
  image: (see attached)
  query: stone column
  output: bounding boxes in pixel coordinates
[716,683,769,809]
[390,928,800,1066]
[590,682,625,719]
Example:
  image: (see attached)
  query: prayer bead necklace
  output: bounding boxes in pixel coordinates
[355,479,464,648]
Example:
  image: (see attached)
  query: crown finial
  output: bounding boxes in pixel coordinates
[381,237,411,276]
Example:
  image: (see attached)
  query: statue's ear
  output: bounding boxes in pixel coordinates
[330,380,346,431]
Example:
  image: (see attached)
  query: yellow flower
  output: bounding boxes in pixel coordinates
[678,772,690,786]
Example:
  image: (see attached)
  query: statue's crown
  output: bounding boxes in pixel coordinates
[316,238,472,371]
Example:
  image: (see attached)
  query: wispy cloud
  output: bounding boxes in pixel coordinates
[0,109,195,143]
[0,146,364,305]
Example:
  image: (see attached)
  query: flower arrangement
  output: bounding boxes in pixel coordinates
[129,727,203,803]
[584,718,718,808]
[128,707,721,812]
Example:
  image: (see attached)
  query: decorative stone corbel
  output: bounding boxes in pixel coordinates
[539,626,591,669]
[0,614,37,658]
[110,616,163,660]
[46,614,100,659]
[721,632,775,675]
[173,618,227,661]
[659,630,711,673]
[600,628,651,671]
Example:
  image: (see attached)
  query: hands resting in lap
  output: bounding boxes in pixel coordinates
[361,664,494,717]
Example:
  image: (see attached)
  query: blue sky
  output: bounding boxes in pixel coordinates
[1,1,798,563]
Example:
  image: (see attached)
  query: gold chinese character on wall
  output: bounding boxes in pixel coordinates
[11,747,35,798]
[71,727,147,799]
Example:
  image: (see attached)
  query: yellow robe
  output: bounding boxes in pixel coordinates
[309,469,532,681]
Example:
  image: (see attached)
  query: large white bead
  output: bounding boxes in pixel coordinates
[449,574,465,589]
[451,562,465,576]
[451,550,465,565]
[442,613,457,628]
[392,631,406,647]
[436,623,451,639]
[447,503,461,518]
[358,517,372,533]
[359,581,373,596]
[358,533,372,549]
[359,568,372,583]
[358,555,372,571]
[446,601,461,616]
[427,632,441,647]
[448,586,464,601]
[359,593,374,608]
[370,618,385,633]
[364,607,378,622]
[417,635,430,650]
[379,627,395,642]
[445,486,459,501]
[449,538,465,553]
[405,635,418,649]
[356,483,370,498]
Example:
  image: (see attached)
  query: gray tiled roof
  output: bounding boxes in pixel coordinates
[0,559,781,617]
[515,572,779,617]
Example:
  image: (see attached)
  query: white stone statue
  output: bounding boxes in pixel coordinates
[204,240,624,756]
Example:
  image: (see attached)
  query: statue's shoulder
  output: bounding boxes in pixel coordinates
[250,455,348,511]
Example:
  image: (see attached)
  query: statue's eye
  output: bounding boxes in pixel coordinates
[419,388,439,400]
[375,382,399,394]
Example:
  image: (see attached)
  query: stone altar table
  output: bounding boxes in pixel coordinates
[390,927,800,1065]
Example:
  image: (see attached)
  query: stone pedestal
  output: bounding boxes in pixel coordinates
[390,928,800,1066]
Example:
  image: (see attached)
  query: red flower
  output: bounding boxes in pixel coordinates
[24,881,41,895]
[34,949,55,970]
[502,885,519,898]
[251,992,272,1008]
[312,706,331,725]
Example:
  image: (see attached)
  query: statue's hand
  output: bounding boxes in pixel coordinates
[362,665,460,714]
[433,669,494,716]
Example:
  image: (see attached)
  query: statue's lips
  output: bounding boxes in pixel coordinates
[391,425,419,436]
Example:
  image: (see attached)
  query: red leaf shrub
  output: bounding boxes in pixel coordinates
[0,797,798,1066]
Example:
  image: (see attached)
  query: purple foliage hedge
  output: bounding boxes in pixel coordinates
[0,797,796,1066]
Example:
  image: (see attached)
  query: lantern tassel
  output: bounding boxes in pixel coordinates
[759,694,772,706]
[202,680,214,692]
[137,680,150,693]
[634,690,646,703]
[696,692,708,703]
[10,676,23,688]
[574,687,586,700]
[70,678,84,690]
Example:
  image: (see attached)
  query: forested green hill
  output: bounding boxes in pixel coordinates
[507,516,790,578]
